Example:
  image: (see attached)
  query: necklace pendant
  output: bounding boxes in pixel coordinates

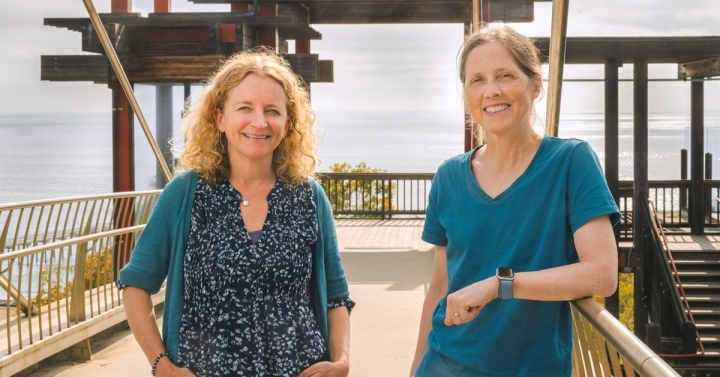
[242,199,249,206]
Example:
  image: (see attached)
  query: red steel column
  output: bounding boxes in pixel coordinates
[296,39,311,95]
[111,81,136,272]
[112,81,135,193]
[231,2,249,11]
[154,0,170,13]
[111,0,131,13]
[258,2,278,49]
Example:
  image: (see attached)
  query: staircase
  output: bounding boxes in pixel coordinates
[671,247,720,376]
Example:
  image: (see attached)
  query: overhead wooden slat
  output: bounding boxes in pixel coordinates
[534,37,720,64]
[317,60,334,83]
[284,54,319,81]
[41,54,331,84]
[41,55,108,83]
[46,14,301,30]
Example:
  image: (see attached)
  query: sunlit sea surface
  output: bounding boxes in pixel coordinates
[2,111,720,204]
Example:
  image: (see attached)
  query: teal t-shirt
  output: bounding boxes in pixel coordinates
[417,136,620,377]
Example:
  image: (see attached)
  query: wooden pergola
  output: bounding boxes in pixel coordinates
[41,0,551,190]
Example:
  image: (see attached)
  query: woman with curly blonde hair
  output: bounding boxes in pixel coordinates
[118,48,353,377]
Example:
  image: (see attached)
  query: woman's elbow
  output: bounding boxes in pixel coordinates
[596,261,618,297]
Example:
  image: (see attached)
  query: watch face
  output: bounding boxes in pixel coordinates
[497,267,514,278]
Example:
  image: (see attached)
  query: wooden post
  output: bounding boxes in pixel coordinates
[258,2,278,49]
[633,58,649,341]
[604,58,621,318]
[691,80,705,235]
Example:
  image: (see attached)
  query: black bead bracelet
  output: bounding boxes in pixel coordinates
[151,351,170,376]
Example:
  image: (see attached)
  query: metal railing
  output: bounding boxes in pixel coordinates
[640,193,702,358]
[317,173,434,219]
[572,297,680,376]
[618,180,720,240]
[0,192,162,376]
[1,191,161,254]
[0,190,694,376]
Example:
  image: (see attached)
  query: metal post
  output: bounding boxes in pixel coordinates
[604,58,620,318]
[156,84,173,188]
[681,148,688,209]
[705,152,712,179]
[545,0,570,137]
[690,80,704,234]
[633,58,649,341]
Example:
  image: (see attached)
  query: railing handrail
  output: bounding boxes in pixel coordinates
[0,190,162,211]
[0,225,146,262]
[317,172,435,179]
[572,298,680,376]
[641,194,692,327]
[646,199,705,358]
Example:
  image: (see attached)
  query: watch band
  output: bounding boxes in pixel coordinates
[498,279,513,299]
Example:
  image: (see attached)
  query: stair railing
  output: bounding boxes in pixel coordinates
[641,193,704,357]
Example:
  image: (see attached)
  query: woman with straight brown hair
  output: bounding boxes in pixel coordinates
[410,24,620,377]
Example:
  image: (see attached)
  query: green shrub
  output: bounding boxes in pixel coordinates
[325,162,395,218]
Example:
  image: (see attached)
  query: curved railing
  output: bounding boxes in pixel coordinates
[0,192,163,376]
[572,297,680,376]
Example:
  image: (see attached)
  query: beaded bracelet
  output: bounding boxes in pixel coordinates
[151,351,170,376]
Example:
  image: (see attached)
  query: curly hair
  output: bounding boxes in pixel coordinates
[177,47,317,186]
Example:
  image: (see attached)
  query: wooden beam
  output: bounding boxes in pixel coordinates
[191,0,551,4]
[679,57,720,79]
[41,55,109,83]
[535,37,720,64]
[284,54,318,81]
[317,60,333,83]
[46,14,301,29]
[44,54,330,84]
[305,3,471,23]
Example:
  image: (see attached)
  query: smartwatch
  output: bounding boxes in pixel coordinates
[496,267,514,299]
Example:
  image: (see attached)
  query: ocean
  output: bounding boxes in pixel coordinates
[2,110,720,205]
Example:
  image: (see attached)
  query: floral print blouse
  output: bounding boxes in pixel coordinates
[173,178,353,376]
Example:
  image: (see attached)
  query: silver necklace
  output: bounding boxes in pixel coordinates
[239,181,274,206]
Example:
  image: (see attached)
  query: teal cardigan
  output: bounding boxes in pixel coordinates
[119,170,350,361]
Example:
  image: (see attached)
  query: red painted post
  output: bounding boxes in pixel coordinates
[111,81,136,272]
[154,0,171,13]
[231,2,249,12]
[295,40,311,94]
[258,2,278,49]
[111,81,135,193]
[111,0,132,13]
[296,40,310,54]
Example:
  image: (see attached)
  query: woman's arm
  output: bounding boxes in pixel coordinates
[409,246,449,376]
[123,287,196,377]
[297,306,350,377]
[445,215,617,326]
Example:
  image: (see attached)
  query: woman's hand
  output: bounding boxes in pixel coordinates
[444,276,498,326]
[154,357,197,377]
[297,361,349,377]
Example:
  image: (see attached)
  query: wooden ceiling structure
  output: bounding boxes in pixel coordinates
[40,0,720,201]
[42,0,552,85]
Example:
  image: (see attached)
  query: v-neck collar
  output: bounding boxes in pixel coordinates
[465,135,547,204]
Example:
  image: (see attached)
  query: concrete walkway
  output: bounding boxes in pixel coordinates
[26,220,434,377]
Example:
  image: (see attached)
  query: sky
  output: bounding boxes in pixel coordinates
[2,0,720,116]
